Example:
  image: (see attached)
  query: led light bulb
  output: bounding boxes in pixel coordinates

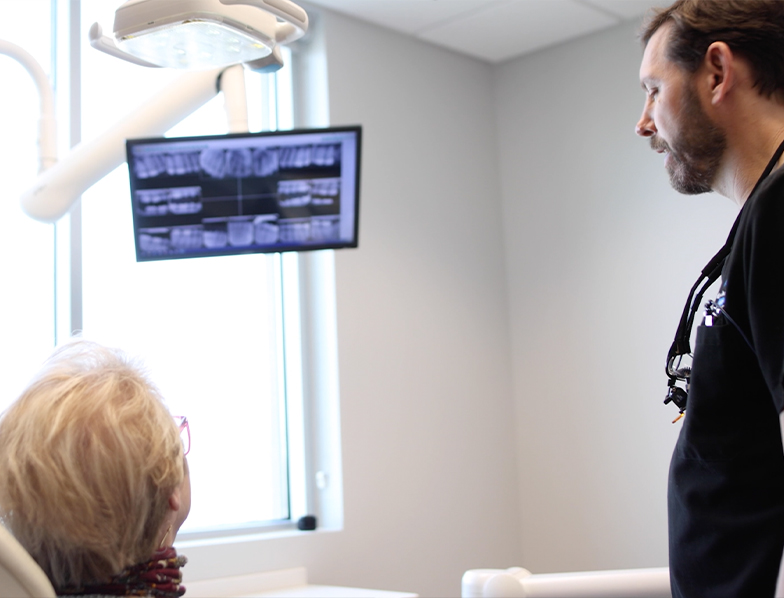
[118,21,272,70]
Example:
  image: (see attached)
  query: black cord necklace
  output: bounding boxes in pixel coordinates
[664,137,784,420]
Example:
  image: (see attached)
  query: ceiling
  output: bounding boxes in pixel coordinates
[302,0,669,63]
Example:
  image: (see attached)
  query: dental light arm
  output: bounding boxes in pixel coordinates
[0,40,57,173]
[20,65,250,223]
[220,64,249,133]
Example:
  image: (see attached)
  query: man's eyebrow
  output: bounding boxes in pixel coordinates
[640,77,659,92]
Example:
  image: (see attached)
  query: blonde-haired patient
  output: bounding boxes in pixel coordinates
[0,340,191,596]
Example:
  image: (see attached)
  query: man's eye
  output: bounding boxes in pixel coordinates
[648,88,659,99]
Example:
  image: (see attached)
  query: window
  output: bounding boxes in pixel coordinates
[0,0,56,404]
[0,0,333,537]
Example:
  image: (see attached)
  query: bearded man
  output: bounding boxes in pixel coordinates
[637,1,784,596]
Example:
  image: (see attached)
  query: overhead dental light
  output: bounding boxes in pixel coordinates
[89,0,308,71]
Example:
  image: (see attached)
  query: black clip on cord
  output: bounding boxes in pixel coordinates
[664,249,729,412]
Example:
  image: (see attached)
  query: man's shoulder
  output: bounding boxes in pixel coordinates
[745,166,784,219]
[756,164,784,195]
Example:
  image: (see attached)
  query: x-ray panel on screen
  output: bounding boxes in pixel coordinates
[126,125,362,261]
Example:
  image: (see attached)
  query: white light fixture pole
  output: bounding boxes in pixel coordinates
[21,66,232,223]
[0,41,57,174]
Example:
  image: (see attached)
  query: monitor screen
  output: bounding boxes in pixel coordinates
[126,125,361,261]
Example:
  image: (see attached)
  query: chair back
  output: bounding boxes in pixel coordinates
[0,525,55,598]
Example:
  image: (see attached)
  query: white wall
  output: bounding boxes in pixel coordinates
[494,20,738,573]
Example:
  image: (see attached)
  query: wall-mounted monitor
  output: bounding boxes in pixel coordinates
[126,125,361,261]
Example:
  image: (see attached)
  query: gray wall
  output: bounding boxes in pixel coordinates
[494,21,737,572]
[323,6,524,592]
[323,4,744,579]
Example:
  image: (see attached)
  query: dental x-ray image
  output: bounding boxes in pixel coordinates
[126,126,361,261]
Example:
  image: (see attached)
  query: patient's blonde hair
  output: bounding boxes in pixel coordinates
[0,340,184,588]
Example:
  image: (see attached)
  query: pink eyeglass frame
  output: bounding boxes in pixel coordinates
[173,416,190,456]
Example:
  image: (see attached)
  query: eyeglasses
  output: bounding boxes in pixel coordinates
[173,416,190,456]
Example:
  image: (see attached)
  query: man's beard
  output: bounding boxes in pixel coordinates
[651,85,726,195]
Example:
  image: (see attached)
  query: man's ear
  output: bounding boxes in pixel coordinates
[704,41,736,105]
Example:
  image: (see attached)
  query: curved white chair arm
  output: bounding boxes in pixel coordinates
[463,566,671,598]
[0,525,55,598]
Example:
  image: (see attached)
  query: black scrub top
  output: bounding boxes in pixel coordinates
[669,167,784,598]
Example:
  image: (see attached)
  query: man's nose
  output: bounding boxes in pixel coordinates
[636,107,656,137]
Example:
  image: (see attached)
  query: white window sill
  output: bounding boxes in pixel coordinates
[176,525,330,549]
[184,567,418,598]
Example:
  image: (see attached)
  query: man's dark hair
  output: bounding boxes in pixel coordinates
[641,0,784,98]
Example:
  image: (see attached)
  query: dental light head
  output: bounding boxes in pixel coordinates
[90,0,308,72]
